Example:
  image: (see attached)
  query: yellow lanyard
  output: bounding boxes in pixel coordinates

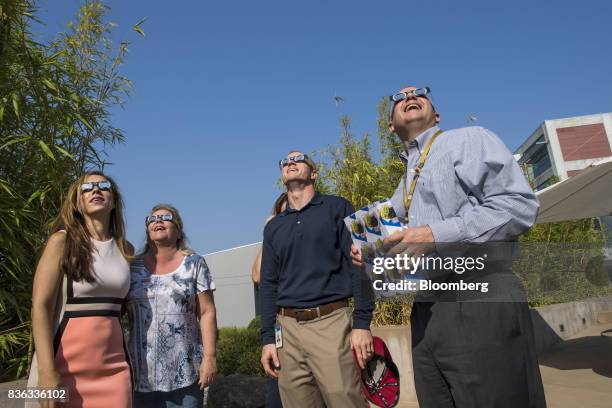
[402,129,444,221]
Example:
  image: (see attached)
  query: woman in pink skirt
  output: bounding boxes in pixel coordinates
[29,171,134,408]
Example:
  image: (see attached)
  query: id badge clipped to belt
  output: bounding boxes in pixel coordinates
[275,321,283,349]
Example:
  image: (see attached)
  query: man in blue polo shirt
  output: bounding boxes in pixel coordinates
[259,150,373,408]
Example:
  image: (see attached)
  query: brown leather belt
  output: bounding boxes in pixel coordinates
[279,299,349,322]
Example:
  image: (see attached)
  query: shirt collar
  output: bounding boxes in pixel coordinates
[398,125,441,163]
[279,192,323,216]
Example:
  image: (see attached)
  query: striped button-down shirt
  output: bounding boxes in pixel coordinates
[389,125,539,245]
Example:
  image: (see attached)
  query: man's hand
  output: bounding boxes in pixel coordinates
[384,225,435,258]
[350,244,364,269]
[351,329,374,369]
[261,344,281,378]
[198,355,217,389]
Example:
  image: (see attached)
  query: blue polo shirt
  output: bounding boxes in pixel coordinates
[259,192,374,345]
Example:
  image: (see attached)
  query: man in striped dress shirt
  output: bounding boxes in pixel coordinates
[352,85,546,408]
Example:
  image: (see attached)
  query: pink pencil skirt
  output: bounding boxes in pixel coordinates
[55,316,132,408]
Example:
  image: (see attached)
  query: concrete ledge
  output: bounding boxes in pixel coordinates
[598,311,612,324]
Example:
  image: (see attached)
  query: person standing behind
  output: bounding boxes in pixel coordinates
[352,85,546,407]
[252,192,288,287]
[252,192,287,408]
[259,151,374,408]
[29,171,134,408]
[126,204,217,408]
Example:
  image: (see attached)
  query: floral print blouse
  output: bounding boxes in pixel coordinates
[126,254,215,392]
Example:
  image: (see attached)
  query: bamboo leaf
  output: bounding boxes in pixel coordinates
[133,17,146,37]
[0,136,31,151]
[26,191,41,205]
[0,182,15,197]
[38,140,56,160]
[54,145,74,159]
[75,113,94,130]
[42,79,58,92]
[51,95,69,102]
[133,26,145,37]
[11,94,20,119]
[47,50,66,60]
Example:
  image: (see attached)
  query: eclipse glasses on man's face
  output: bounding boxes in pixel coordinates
[145,214,174,226]
[80,180,112,192]
[389,87,431,103]
[279,154,310,168]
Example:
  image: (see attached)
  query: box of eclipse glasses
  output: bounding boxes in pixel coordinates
[344,199,419,298]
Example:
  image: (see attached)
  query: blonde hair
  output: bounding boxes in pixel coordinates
[273,192,288,215]
[142,204,194,256]
[50,171,132,282]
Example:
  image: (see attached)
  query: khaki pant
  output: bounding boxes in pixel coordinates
[276,306,369,408]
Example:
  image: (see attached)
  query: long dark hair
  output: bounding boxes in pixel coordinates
[49,171,131,282]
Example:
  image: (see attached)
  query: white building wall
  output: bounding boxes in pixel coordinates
[601,113,612,150]
[546,112,612,180]
[543,120,566,179]
[204,242,261,328]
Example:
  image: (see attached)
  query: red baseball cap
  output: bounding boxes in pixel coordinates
[354,336,400,408]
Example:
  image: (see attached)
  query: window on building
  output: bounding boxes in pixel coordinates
[520,135,552,180]
[530,147,552,179]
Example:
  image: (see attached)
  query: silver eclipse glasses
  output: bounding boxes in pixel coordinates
[389,87,431,103]
[145,214,174,225]
[80,180,112,192]
[279,154,308,168]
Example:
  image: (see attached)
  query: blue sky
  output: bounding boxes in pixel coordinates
[36,0,612,254]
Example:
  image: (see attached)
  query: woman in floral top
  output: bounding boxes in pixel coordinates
[126,204,217,408]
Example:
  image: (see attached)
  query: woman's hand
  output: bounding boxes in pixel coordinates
[37,369,62,408]
[198,355,217,389]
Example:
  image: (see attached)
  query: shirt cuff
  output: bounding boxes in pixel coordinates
[352,315,372,331]
[261,333,275,346]
[428,218,463,248]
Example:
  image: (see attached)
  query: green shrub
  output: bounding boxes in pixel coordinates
[372,295,413,326]
[217,319,264,377]
[585,255,609,287]
[517,220,612,307]
[247,315,261,331]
